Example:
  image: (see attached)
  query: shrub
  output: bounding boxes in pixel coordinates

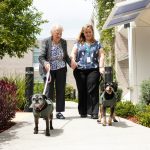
[65,84,76,99]
[2,76,26,110]
[116,87,123,102]
[14,77,26,110]
[34,82,44,94]
[115,101,136,118]
[136,105,150,127]
[135,103,147,114]
[34,82,76,101]
[0,79,17,128]
[140,79,150,105]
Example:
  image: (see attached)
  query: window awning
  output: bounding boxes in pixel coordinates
[103,0,150,30]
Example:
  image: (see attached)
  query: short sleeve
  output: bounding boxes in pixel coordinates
[73,43,78,49]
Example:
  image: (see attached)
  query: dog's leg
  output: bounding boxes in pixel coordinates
[34,117,39,134]
[112,112,118,122]
[101,106,107,126]
[108,106,115,126]
[45,117,50,136]
[108,117,112,126]
[50,113,54,130]
[97,105,102,123]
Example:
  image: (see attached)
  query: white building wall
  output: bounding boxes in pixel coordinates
[133,27,150,103]
[0,51,33,77]
[114,0,150,103]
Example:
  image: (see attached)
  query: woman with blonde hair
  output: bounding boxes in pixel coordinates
[71,24,105,119]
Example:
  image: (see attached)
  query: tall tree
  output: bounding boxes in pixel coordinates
[0,0,47,59]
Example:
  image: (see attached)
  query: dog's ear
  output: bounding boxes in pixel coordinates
[104,82,108,88]
[42,95,47,100]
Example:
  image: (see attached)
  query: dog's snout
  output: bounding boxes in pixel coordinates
[35,99,39,103]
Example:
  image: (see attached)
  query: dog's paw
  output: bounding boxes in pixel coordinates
[50,126,54,130]
[108,122,112,126]
[34,127,38,134]
[97,119,101,124]
[45,129,50,136]
[113,118,118,122]
[108,117,112,126]
[34,130,38,134]
[102,123,106,126]
[101,117,107,126]
[45,132,50,136]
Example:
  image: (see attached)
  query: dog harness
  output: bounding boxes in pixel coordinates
[99,92,116,107]
[33,100,54,118]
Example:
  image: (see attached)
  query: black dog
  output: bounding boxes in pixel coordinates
[30,94,54,136]
[98,82,118,126]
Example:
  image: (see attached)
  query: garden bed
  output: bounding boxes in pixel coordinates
[0,122,16,133]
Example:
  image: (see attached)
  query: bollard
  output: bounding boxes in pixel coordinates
[24,67,34,112]
[105,66,113,83]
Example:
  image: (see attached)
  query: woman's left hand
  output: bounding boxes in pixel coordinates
[100,67,105,74]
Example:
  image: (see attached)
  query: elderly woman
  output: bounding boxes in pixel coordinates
[71,24,105,119]
[39,24,71,119]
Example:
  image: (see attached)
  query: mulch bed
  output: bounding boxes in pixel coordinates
[0,122,16,133]
[127,116,139,124]
[0,109,24,133]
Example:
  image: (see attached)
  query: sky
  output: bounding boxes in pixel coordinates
[33,0,94,40]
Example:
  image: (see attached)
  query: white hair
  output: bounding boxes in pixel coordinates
[50,24,64,34]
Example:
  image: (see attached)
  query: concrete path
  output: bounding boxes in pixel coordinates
[0,101,150,150]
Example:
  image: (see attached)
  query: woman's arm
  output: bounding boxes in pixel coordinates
[63,40,71,67]
[99,48,105,74]
[70,45,78,69]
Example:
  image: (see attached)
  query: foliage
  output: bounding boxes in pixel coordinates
[116,87,123,102]
[65,84,76,99]
[110,100,150,128]
[1,76,26,110]
[0,0,47,59]
[65,98,78,103]
[0,76,76,111]
[136,105,150,128]
[34,82,44,94]
[34,82,76,100]
[13,76,26,110]
[140,79,150,105]
[96,0,115,66]
[0,78,17,128]
[115,101,137,118]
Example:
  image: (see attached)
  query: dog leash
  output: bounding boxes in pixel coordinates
[43,68,51,95]
[100,73,105,83]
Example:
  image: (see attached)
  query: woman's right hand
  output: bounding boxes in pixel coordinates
[44,63,50,72]
[71,59,77,70]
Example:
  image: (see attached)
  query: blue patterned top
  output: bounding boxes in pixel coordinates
[50,43,65,70]
[75,41,102,70]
